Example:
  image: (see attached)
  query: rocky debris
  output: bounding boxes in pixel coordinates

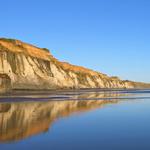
[0,74,11,93]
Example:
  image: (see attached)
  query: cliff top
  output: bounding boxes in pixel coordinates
[0,38,51,60]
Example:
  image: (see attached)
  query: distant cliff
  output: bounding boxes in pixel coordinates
[0,38,149,90]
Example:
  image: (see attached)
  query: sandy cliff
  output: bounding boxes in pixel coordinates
[0,38,149,90]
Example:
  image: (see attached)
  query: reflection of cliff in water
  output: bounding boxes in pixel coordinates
[0,99,118,143]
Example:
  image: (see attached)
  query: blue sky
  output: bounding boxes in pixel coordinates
[1,0,150,82]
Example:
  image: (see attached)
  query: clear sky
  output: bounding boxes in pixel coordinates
[1,0,150,82]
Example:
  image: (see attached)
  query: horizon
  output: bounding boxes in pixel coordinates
[1,0,150,82]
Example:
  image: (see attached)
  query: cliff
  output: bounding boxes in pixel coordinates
[0,38,149,90]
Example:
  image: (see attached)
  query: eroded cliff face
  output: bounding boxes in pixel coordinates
[0,38,148,90]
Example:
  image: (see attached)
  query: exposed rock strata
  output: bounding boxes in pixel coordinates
[0,38,149,90]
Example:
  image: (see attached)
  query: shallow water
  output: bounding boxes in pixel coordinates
[0,89,150,150]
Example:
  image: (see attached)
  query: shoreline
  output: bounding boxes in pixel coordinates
[0,88,150,103]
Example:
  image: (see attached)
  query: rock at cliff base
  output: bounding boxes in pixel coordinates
[0,74,11,93]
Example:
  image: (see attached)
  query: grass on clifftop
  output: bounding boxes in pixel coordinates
[0,38,16,43]
[42,48,49,52]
